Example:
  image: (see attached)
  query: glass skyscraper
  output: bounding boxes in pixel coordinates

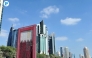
[7,26,14,47]
[7,26,18,48]
[60,47,63,57]
[48,33,56,55]
[12,29,18,48]
[36,20,49,55]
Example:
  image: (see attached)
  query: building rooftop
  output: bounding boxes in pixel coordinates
[84,47,88,49]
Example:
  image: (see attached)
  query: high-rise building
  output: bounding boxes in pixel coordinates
[82,55,84,58]
[60,47,63,57]
[48,33,56,55]
[40,20,44,34]
[74,54,75,58]
[7,26,18,48]
[79,54,83,58]
[64,47,69,58]
[69,52,72,58]
[83,47,90,58]
[58,51,61,56]
[36,20,49,55]
[55,51,61,57]
[0,0,4,32]
[12,29,18,48]
[7,26,14,47]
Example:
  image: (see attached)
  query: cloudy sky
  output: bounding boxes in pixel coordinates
[0,0,92,58]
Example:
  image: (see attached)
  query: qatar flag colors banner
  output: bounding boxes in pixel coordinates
[16,25,36,58]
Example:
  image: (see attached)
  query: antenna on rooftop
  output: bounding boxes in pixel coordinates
[12,24,13,27]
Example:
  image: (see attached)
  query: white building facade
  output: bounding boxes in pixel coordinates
[83,47,90,58]
[0,0,3,31]
[64,47,69,58]
[36,24,49,55]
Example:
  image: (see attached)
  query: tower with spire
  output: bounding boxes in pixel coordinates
[7,25,18,48]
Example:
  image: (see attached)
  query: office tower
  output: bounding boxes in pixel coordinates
[40,20,43,34]
[83,47,90,58]
[48,33,56,55]
[12,29,18,48]
[16,25,36,58]
[58,51,61,56]
[43,25,49,55]
[55,51,60,56]
[36,20,49,55]
[36,24,39,53]
[82,55,84,58]
[69,52,72,58]
[79,54,83,58]
[0,0,3,32]
[7,26,14,47]
[55,51,58,56]
[7,26,18,48]
[74,54,75,58]
[60,47,63,57]
[64,47,69,58]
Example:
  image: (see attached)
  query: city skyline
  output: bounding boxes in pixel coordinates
[0,0,92,58]
[59,46,91,58]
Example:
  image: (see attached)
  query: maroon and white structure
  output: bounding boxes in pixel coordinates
[16,25,36,58]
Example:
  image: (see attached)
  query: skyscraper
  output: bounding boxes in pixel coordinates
[83,47,90,58]
[69,52,72,58]
[79,54,83,58]
[48,33,56,55]
[58,51,61,56]
[55,51,61,57]
[82,55,84,58]
[74,54,75,58]
[36,24,40,53]
[60,47,63,57]
[0,0,4,32]
[64,47,69,58]
[36,20,49,55]
[7,26,18,48]
[40,20,43,34]
[12,29,18,48]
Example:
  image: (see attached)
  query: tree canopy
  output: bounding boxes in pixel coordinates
[0,46,16,58]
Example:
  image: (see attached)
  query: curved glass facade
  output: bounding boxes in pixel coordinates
[7,27,18,48]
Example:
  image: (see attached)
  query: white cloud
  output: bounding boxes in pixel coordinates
[13,23,20,27]
[13,24,17,27]
[0,29,8,38]
[40,6,59,18]
[8,18,20,27]
[76,38,83,42]
[56,36,68,41]
[20,10,27,14]
[60,17,81,25]
[15,9,27,14]
[89,30,92,32]
[9,18,19,23]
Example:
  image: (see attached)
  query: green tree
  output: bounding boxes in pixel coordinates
[0,46,16,58]
[37,53,46,58]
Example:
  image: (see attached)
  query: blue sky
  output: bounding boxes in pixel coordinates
[0,0,92,58]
